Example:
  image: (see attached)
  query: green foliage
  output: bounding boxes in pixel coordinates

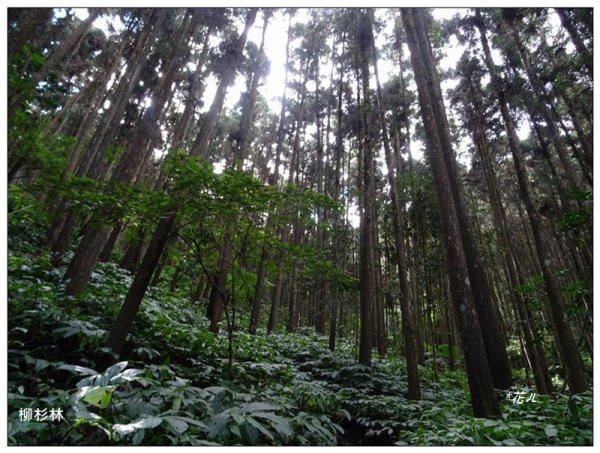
[8,45,46,108]
[55,176,171,228]
[7,228,593,446]
[8,184,51,251]
[403,388,593,446]
[556,190,592,247]
[8,109,73,181]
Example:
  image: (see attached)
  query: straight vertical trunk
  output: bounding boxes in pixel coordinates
[412,9,512,390]
[357,12,376,366]
[249,246,268,334]
[208,11,266,333]
[372,21,420,399]
[477,10,587,394]
[403,8,500,417]
[461,70,553,394]
[191,10,257,157]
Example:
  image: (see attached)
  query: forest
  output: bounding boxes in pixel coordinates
[6,7,593,446]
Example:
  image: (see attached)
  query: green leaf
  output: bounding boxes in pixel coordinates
[72,400,103,421]
[30,52,45,68]
[205,386,230,395]
[164,415,206,431]
[132,429,145,445]
[545,426,558,438]
[241,422,259,445]
[81,385,118,409]
[105,361,128,382]
[243,402,279,412]
[113,416,162,436]
[254,412,292,437]
[163,416,188,434]
[208,413,229,439]
[567,397,579,419]
[58,363,98,376]
[172,397,182,413]
[230,423,242,440]
[118,368,144,381]
[246,416,274,442]
[34,358,50,372]
[73,417,111,438]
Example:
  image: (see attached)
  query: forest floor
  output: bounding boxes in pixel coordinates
[7,228,593,446]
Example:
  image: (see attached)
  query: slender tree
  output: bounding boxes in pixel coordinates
[370,14,420,399]
[403,8,500,417]
[476,9,587,394]
[107,9,257,355]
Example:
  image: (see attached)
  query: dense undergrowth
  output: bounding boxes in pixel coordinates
[7,186,593,446]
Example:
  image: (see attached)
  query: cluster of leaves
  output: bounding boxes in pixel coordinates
[53,176,172,228]
[556,190,592,246]
[7,244,346,445]
[8,184,51,249]
[402,386,592,446]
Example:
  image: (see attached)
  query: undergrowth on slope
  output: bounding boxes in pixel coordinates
[6,187,594,446]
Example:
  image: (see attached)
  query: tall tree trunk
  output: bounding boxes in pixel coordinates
[48,11,159,258]
[555,8,593,76]
[169,25,213,152]
[477,9,587,394]
[423,14,514,390]
[235,11,270,167]
[371,19,420,399]
[403,8,500,417]
[119,228,146,272]
[461,70,553,394]
[249,246,268,334]
[106,211,177,355]
[106,10,256,354]
[502,15,585,193]
[209,11,267,333]
[64,10,188,296]
[9,10,101,120]
[99,222,123,263]
[264,12,295,334]
[328,28,347,351]
[413,9,513,391]
[191,10,257,157]
[356,12,376,366]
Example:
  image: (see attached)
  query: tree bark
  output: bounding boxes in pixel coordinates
[106,10,256,352]
[372,19,420,399]
[357,12,376,366]
[477,9,587,394]
[555,8,593,76]
[107,211,177,355]
[403,8,500,417]
[9,10,101,120]
[191,10,257,157]
[412,9,513,391]
[207,10,266,333]
[460,68,553,394]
